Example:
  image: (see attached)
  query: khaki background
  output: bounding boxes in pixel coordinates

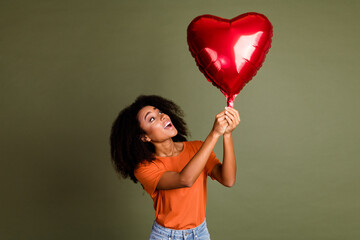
[1,0,359,239]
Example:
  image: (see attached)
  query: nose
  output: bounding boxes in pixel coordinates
[160,113,167,121]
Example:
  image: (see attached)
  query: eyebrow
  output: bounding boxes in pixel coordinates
[144,107,157,121]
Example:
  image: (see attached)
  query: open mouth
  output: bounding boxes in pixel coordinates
[164,121,173,129]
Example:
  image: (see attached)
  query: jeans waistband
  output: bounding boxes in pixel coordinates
[152,219,207,238]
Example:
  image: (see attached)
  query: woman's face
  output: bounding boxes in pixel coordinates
[137,105,178,143]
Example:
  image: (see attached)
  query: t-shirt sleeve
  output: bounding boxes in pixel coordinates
[134,161,166,197]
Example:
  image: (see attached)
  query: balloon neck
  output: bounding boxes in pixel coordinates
[226,94,237,107]
[227,99,234,108]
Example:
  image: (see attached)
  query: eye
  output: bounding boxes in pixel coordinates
[149,117,155,122]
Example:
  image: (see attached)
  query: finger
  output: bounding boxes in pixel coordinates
[225,110,239,128]
[225,106,237,115]
[225,115,234,125]
[234,109,240,123]
[219,116,228,123]
[216,114,227,122]
[233,108,240,122]
[225,109,236,121]
[219,118,229,127]
[225,112,238,125]
[216,110,226,118]
[227,107,240,123]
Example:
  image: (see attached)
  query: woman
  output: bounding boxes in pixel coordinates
[110,95,240,239]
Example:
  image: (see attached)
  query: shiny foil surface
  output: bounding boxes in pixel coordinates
[187,12,273,106]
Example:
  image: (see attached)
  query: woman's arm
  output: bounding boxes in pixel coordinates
[157,110,228,190]
[211,107,240,187]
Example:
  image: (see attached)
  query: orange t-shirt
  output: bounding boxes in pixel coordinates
[134,141,221,230]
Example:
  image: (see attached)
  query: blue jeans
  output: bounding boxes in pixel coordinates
[149,219,211,240]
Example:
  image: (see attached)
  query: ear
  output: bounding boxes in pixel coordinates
[140,135,151,142]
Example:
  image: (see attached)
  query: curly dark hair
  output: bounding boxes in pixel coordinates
[110,95,189,183]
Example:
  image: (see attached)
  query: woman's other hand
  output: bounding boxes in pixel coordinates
[224,107,240,134]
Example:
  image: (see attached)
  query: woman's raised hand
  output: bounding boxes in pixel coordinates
[224,107,240,134]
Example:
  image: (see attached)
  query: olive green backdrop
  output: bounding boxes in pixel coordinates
[1,0,359,239]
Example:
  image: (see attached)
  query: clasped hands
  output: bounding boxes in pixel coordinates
[212,107,240,136]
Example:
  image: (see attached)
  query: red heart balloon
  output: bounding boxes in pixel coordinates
[187,12,273,107]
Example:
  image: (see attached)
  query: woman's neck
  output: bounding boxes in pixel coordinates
[153,139,183,157]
